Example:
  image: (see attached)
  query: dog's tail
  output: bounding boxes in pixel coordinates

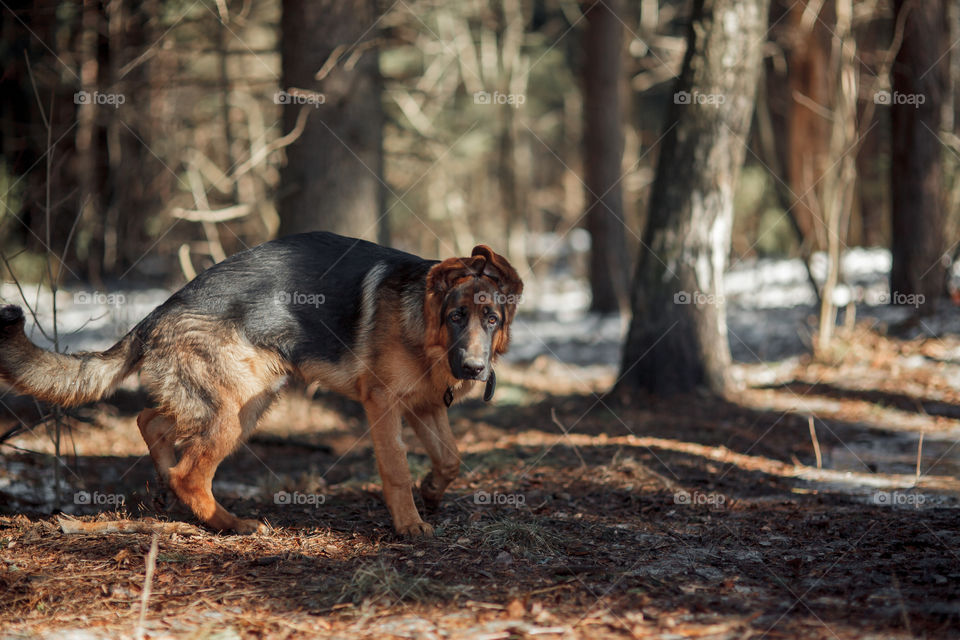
[0,304,143,407]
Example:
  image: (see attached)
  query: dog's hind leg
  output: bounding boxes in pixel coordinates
[137,408,179,510]
[137,319,284,534]
[167,407,266,534]
[404,407,461,510]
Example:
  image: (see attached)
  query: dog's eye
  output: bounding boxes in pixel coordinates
[448,310,464,323]
[487,315,499,326]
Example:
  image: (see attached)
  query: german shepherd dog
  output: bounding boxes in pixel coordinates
[0,232,523,537]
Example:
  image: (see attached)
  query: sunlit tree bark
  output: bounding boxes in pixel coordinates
[278,0,384,241]
[617,0,770,396]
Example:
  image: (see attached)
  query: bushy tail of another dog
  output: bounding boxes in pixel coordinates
[0,305,143,407]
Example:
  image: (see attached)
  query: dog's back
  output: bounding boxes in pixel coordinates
[0,232,431,406]
[137,232,434,365]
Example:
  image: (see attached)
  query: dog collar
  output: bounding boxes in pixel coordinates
[483,369,496,401]
[444,370,496,407]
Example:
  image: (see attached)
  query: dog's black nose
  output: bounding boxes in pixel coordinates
[461,357,485,378]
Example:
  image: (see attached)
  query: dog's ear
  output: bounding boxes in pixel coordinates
[426,257,474,298]
[471,245,523,317]
[470,245,523,298]
[471,245,523,355]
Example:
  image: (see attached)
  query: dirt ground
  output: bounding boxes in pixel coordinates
[1,327,959,639]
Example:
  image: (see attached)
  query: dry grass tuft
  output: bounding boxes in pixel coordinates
[479,517,561,556]
[339,557,455,605]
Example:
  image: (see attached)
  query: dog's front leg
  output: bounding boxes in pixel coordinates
[364,392,433,537]
[405,406,460,509]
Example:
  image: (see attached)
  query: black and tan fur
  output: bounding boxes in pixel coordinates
[0,232,523,536]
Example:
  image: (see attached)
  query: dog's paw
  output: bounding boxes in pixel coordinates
[0,305,24,327]
[397,521,434,538]
[421,496,442,512]
[420,488,443,512]
[0,305,25,339]
[232,518,269,535]
[419,472,446,511]
[151,487,173,512]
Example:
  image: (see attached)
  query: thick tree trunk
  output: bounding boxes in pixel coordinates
[890,0,948,309]
[278,0,384,241]
[583,0,629,313]
[617,0,770,396]
[75,0,107,281]
[107,0,153,275]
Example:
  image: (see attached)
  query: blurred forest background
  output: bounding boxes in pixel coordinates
[0,0,958,388]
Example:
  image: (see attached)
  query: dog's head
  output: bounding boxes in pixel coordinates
[424,245,523,382]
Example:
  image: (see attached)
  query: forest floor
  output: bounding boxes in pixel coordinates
[1,323,960,639]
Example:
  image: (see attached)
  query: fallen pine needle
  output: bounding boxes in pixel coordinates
[135,534,159,640]
[808,416,822,470]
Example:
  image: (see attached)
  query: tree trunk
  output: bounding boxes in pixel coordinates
[785,0,834,252]
[107,0,153,276]
[582,0,629,313]
[617,0,770,396]
[75,0,107,282]
[890,0,948,310]
[278,0,384,241]
[815,0,858,358]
